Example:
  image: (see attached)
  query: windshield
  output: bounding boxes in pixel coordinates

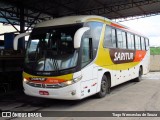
[25,24,82,72]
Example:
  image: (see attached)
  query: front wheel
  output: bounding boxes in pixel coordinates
[134,67,142,82]
[96,75,110,98]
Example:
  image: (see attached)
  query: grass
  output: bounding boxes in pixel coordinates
[150,47,160,55]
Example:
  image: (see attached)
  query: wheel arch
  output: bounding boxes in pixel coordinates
[104,72,111,88]
[140,65,143,75]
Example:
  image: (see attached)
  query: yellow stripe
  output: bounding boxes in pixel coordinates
[86,18,111,25]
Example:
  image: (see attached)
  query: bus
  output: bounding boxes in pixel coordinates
[20,15,150,100]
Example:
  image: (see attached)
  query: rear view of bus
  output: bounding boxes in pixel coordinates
[23,15,150,100]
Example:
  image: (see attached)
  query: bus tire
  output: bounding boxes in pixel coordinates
[134,67,142,82]
[96,75,110,98]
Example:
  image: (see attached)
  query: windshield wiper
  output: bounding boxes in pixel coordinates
[53,58,59,72]
[49,50,59,72]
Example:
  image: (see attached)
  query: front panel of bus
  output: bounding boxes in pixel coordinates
[23,21,103,99]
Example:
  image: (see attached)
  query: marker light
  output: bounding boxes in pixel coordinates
[73,75,82,82]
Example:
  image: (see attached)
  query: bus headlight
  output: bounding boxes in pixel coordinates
[65,80,73,85]
[23,78,28,83]
[23,76,83,88]
[59,75,82,87]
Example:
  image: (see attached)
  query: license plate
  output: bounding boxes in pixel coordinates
[39,91,49,95]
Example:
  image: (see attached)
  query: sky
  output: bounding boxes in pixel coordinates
[1,15,160,46]
[120,15,160,47]
[0,24,29,40]
[0,24,20,40]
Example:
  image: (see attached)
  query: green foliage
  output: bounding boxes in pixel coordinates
[150,47,160,55]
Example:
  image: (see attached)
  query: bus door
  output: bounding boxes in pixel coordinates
[80,37,98,97]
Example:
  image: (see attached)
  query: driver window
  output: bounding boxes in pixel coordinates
[82,38,90,67]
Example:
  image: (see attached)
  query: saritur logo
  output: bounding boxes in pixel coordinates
[114,52,134,61]
[29,77,47,81]
[109,48,135,64]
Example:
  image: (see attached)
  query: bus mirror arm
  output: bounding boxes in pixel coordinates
[13,32,30,50]
[74,27,90,49]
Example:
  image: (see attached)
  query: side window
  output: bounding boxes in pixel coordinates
[117,30,123,48]
[104,26,116,48]
[122,31,127,49]
[81,38,90,67]
[135,35,141,50]
[117,30,126,49]
[112,29,116,48]
[84,22,103,58]
[131,34,135,50]
[84,22,103,47]
[145,38,150,50]
[127,33,135,50]
[141,37,145,50]
[104,26,112,47]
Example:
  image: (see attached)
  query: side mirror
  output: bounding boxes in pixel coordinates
[74,27,90,49]
[13,32,30,50]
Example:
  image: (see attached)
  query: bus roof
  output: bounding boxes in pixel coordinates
[35,15,147,38]
[35,15,124,28]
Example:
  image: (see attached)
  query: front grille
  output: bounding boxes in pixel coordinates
[27,82,42,88]
[45,84,62,88]
[27,82,62,88]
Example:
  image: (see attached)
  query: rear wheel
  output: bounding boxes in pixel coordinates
[134,67,142,82]
[96,75,110,98]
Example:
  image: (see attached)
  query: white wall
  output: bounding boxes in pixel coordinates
[150,55,160,71]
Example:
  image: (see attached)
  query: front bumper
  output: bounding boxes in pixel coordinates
[23,81,81,100]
